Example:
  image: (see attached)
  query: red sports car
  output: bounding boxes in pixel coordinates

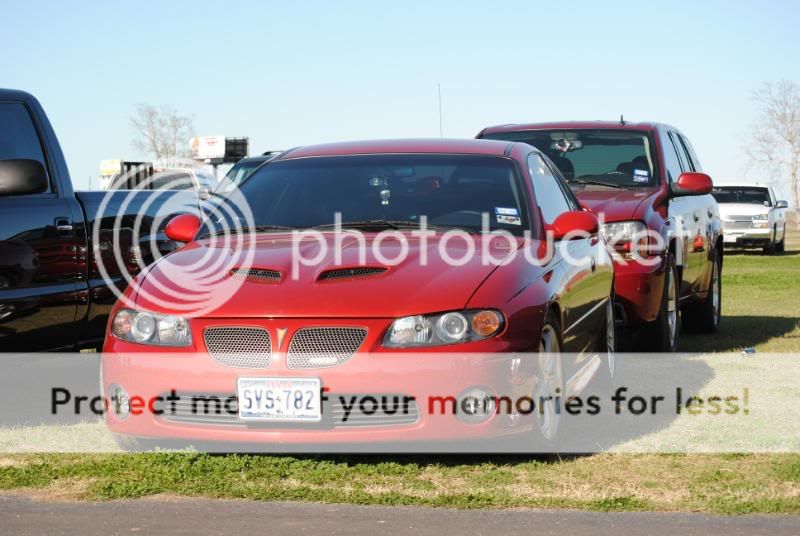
[102,139,614,450]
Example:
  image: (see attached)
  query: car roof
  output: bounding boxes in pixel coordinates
[480,120,669,135]
[277,139,515,160]
[0,88,35,101]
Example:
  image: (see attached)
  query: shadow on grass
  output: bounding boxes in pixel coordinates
[681,315,799,352]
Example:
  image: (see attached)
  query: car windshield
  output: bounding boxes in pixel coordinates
[202,154,529,236]
[216,158,268,194]
[483,129,658,188]
[712,187,771,206]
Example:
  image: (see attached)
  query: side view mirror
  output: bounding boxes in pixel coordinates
[197,186,212,201]
[0,159,48,196]
[550,210,600,240]
[671,172,713,196]
[775,200,789,209]
[165,213,201,243]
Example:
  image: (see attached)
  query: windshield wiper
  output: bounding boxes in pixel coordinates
[567,178,625,189]
[313,220,409,231]
[313,220,480,234]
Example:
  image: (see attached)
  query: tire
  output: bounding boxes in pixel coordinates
[596,289,617,388]
[533,310,565,442]
[776,226,786,253]
[682,249,722,333]
[764,227,777,254]
[641,253,680,352]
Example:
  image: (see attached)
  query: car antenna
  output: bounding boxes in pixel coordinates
[619,114,626,126]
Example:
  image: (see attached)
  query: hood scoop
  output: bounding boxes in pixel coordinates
[230,267,282,283]
[318,266,388,281]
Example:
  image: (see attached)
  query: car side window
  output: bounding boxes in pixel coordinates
[661,131,683,183]
[544,158,580,211]
[668,132,690,173]
[0,102,50,193]
[677,134,703,172]
[528,153,572,224]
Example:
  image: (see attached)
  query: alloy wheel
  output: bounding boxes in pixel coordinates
[536,324,563,440]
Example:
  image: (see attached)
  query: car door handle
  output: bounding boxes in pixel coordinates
[55,218,73,236]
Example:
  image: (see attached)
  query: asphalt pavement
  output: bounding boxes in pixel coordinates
[1,494,798,535]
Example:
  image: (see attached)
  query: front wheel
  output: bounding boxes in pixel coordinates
[775,225,786,253]
[641,254,680,352]
[682,249,722,333]
[596,290,617,387]
[533,311,565,442]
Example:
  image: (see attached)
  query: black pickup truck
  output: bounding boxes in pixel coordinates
[0,89,201,351]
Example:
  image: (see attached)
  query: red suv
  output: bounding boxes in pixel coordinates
[478,122,722,351]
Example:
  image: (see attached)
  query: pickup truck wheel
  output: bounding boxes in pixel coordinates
[763,227,777,254]
[682,250,722,333]
[775,226,786,253]
[642,254,680,352]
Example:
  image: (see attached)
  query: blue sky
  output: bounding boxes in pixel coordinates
[2,0,799,197]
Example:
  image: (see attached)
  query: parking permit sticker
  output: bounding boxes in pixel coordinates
[495,207,519,216]
[633,169,649,183]
[496,214,522,225]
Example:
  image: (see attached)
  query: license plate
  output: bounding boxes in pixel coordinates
[237,377,322,422]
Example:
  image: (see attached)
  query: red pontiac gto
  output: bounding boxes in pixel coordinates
[102,139,614,450]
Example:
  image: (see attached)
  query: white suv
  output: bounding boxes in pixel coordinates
[713,184,789,253]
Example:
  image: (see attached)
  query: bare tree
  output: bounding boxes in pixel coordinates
[130,104,195,165]
[745,80,800,228]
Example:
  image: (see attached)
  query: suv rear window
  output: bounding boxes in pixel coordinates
[483,129,658,188]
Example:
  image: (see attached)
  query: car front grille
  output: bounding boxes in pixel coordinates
[204,327,272,368]
[287,327,367,369]
[156,392,420,428]
[724,220,754,230]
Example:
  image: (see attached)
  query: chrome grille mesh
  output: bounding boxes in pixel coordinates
[287,327,367,369]
[204,327,272,368]
[318,267,387,280]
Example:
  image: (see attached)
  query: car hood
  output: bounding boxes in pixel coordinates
[572,188,657,222]
[133,233,524,318]
[718,203,769,218]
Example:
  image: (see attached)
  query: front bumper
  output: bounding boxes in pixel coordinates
[722,226,771,247]
[102,323,535,445]
[611,254,668,327]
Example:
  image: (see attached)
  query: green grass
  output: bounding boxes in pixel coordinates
[1,229,799,514]
[1,452,799,513]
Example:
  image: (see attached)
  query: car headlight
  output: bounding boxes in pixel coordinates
[752,214,769,221]
[383,310,504,348]
[111,309,192,346]
[601,221,649,256]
